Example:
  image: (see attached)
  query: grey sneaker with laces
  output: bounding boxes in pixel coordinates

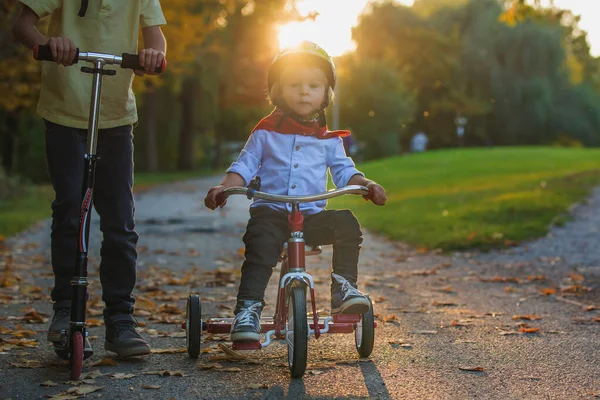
[331,273,371,315]
[230,300,263,342]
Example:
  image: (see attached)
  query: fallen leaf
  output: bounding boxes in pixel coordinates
[437,286,454,293]
[584,305,599,312]
[248,383,269,389]
[411,330,437,335]
[143,370,185,377]
[388,339,412,348]
[199,363,223,370]
[383,315,398,322]
[432,301,458,307]
[40,380,58,387]
[217,344,249,360]
[86,318,103,327]
[527,275,547,282]
[110,373,136,379]
[142,384,162,389]
[83,370,104,379]
[479,276,520,284]
[459,366,485,372]
[150,348,186,354]
[570,272,585,282]
[220,367,242,372]
[158,303,183,315]
[10,358,43,368]
[540,288,556,296]
[91,358,118,366]
[411,269,437,276]
[519,325,540,334]
[511,315,542,321]
[450,320,472,327]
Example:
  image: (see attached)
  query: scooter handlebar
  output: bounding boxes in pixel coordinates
[33,44,167,74]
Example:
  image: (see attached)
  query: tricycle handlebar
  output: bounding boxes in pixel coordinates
[219,185,371,205]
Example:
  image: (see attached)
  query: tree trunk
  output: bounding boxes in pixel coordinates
[144,89,159,172]
[178,77,198,171]
[2,112,17,174]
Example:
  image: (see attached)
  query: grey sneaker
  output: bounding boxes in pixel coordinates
[331,273,371,315]
[104,314,151,357]
[230,300,262,342]
[48,300,93,360]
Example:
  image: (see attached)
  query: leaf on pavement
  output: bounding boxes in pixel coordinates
[248,383,269,389]
[388,339,412,348]
[411,269,437,276]
[511,315,542,321]
[86,318,103,327]
[584,305,599,312]
[40,380,58,387]
[143,370,185,377]
[158,303,183,315]
[83,370,104,379]
[450,320,473,327]
[91,357,118,366]
[10,358,43,368]
[478,276,520,284]
[437,286,454,293]
[110,373,136,379]
[527,275,547,282]
[519,325,540,334]
[21,309,48,323]
[571,317,600,324]
[150,347,186,354]
[217,343,249,360]
[432,301,458,307]
[383,315,398,322]
[199,363,223,370]
[220,367,242,372]
[570,272,585,282]
[142,384,162,389]
[540,288,556,296]
[411,330,437,335]
[459,366,485,372]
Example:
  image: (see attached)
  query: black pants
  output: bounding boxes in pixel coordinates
[44,120,138,317]
[237,207,363,303]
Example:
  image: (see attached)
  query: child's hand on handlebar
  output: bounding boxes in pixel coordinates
[204,185,227,210]
[135,48,165,76]
[365,182,387,206]
[46,37,77,66]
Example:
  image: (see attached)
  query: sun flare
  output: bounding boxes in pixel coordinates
[277,0,375,57]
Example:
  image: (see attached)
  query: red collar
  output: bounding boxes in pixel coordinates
[251,108,350,139]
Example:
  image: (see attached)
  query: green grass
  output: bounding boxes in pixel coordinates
[0,168,214,238]
[329,147,600,251]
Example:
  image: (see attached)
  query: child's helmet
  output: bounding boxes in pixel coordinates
[268,41,336,92]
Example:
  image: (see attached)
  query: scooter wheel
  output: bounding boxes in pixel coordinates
[70,331,84,380]
[186,294,202,358]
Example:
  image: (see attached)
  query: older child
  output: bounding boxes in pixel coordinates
[204,41,386,342]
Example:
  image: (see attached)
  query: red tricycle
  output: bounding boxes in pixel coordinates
[183,185,376,378]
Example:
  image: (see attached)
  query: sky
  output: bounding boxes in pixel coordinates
[277,0,600,57]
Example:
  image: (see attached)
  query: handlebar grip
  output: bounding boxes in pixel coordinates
[33,44,80,63]
[121,53,166,73]
[215,192,226,207]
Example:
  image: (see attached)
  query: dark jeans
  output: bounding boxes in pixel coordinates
[44,120,138,317]
[237,207,363,303]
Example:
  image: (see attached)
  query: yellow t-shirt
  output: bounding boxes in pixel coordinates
[20,0,166,129]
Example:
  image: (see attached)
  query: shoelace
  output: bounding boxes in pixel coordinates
[237,303,262,326]
[114,322,137,337]
[53,308,70,322]
[339,280,362,299]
